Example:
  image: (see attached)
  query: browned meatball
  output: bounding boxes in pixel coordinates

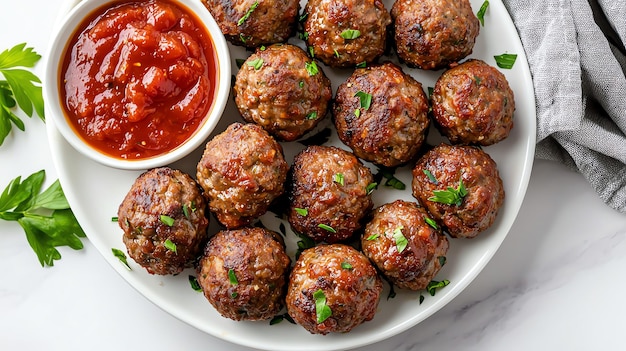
[391,0,480,70]
[196,227,291,321]
[117,167,209,275]
[201,0,299,48]
[234,44,332,141]
[361,200,449,290]
[286,244,383,334]
[333,62,430,167]
[288,145,375,243]
[303,0,391,68]
[196,123,288,228]
[411,143,504,238]
[432,59,515,145]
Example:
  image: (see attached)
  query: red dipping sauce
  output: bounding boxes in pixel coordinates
[61,0,217,160]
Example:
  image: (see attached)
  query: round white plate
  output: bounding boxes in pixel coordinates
[46,0,536,350]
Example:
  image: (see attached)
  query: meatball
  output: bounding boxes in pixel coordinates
[234,44,332,141]
[303,0,391,68]
[201,0,299,48]
[333,62,430,167]
[196,123,288,228]
[361,200,449,290]
[288,145,375,243]
[391,0,480,70]
[432,59,515,145]
[286,244,383,334]
[196,227,291,321]
[411,143,504,238]
[117,167,209,275]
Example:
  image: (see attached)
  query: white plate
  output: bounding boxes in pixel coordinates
[46,0,536,350]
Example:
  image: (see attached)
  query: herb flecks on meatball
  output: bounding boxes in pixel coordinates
[234,43,332,141]
[333,62,430,167]
[117,167,209,275]
[391,0,480,70]
[288,145,375,243]
[196,122,288,229]
[197,227,291,321]
[286,244,383,334]
[411,143,504,238]
[432,59,515,145]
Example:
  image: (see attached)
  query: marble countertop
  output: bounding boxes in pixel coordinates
[2,1,626,350]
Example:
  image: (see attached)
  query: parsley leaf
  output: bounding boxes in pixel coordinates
[391,226,407,253]
[426,279,450,296]
[247,57,264,70]
[340,29,361,40]
[494,53,517,69]
[313,289,332,323]
[112,248,131,270]
[428,178,468,206]
[0,43,44,146]
[305,61,319,76]
[0,170,85,266]
[237,1,259,26]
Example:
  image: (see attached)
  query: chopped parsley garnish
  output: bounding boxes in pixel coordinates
[318,223,336,233]
[428,178,468,206]
[247,57,263,70]
[295,231,316,259]
[306,111,317,120]
[164,239,177,253]
[426,279,450,296]
[182,204,190,219]
[299,31,309,41]
[160,214,174,226]
[392,226,407,253]
[424,216,439,230]
[494,53,517,69]
[295,207,308,216]
[237,1,259,26]
[270,313,296,325]
[228,268,239,285]
[112,248,131,270]
[313,289,332,323]
[308,46,315,58]
[341,261,353,270]
[356,61,367,68]
[188,275,202,292]
[366,233,380,241]
[111,216,118,222]
[379,168,406,190]
[419,294,425,305]
[354,91,372,110]
[423,169,438,183]
[438,256,447,267]
[354,108,361,118]
[333,173,344,186]
[340,29,361,40]
[305,61,319,76]
[366,182,377,195]
[477,1,489,26]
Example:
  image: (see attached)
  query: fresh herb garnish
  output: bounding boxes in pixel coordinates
[295,207,308,216]
[356,61,367,68]
[494,53,517,69]
[270,313,296,325]
[333,173,344,186]
[188,275,202,292]
[354,91,372,110]
[318,223,336,233]
[306,111,317,120]
[299,31,309,41]
[295,231,315,259]
[428,178,468,206]
[164,239,177,253]
[423,169,438,183]
[366,233,380,241]
[426,279,450,296]
[182,204,190,219]
[438,256,447,267]
[341,261,353,270]
[228,268,239,285]
[419,294,425,304]
[424,216,438,230]
[111,216,119,222]
[247,57,264,70]
[112,248,131,270]
[477,1,489,26]
[379,168,406,190]
[0,43,45,146]
[340,29,361,40]
[313,289,332,323]
[366,182,377,195]
[305,61,319,76]
[237,1,259,26]
[0,170,85,266]
[160,214,175,226]
[392,226,407,253]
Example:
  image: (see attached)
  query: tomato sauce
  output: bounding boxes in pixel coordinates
[60,0,217,160]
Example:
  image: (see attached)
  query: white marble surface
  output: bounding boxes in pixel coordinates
[2,1,626,350]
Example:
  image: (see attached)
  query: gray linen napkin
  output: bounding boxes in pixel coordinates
[501,0,626,212]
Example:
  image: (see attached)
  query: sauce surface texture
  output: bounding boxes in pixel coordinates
[61,0,217,159]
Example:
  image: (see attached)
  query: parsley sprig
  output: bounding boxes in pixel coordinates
[0,43,45,146]
[0,170,85,266]
[428,178,468,206]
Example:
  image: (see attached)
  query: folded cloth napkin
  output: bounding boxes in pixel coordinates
[501,0,626,212]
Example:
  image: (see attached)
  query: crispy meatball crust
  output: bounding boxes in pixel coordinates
[234,44,332,141]
[432,59,515,145]
[196,123,288,228]
[201,0,299,48]
[288,145,374,243]
[411,143,504,238]
[391,0,479,70]
[196,227,291,321]
[304,0,391,68]
[286,244,383,334]
[361,200,449,290]
[333,62,430,167]
[117,167,209,275]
